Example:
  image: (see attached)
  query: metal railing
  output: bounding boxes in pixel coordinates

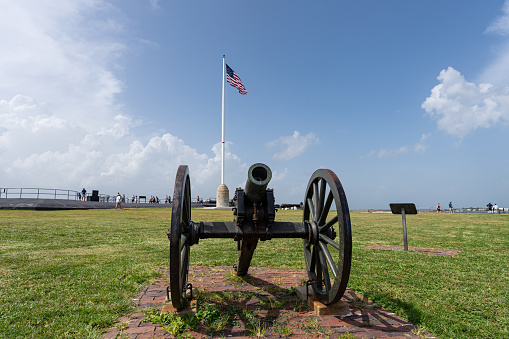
[419,207,507,214]
[0,188,154,204]
[0,188,81,200]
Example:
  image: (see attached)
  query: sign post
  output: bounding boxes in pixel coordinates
[389,203,417,251]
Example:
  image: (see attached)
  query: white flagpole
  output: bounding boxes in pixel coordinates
[221,55,226,185]
[216,55,230,208]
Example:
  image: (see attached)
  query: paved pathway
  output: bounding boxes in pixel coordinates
[103,266,436,339]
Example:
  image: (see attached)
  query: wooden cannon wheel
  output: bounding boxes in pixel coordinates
[168,165,192,310]
[303,169,352,305]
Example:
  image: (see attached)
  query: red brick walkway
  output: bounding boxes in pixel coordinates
[103,266,436,338]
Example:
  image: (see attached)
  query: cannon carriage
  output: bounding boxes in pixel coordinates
[168,163,352,310]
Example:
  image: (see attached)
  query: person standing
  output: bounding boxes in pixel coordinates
[494,203,499,214]
[487,202,493,213]
[82,188,87,201]
[449,201,454,214]
[436,203,441,213]
[115,193,122,209]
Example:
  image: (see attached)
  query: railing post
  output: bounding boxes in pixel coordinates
[20,188,22,199]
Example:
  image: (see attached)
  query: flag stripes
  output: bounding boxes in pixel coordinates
[226,64,247,95]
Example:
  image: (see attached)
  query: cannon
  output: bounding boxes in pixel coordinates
[168,163,352,310]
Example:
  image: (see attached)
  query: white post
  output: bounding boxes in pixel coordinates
[221,55,225,185]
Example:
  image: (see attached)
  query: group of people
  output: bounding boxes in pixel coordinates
[487,202,500,214]
[77,188,87,201]
[115,194,171,205]
[436,201,502,213]
[436,202,455,213]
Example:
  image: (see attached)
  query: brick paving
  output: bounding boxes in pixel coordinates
[103,266,436,338]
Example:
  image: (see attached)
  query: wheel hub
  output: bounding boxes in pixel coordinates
[307,221,319,245]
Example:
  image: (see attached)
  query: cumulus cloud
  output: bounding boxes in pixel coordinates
[0,1,249,199]
[422,2,509,137]
[422,67,509,138]
[0,94,246,198]
[265,131,319,161]
[0,1,125,131]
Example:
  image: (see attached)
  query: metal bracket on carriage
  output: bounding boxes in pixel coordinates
[259,190,275,241]
[233,189,245,241]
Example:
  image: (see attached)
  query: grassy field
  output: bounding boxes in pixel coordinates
[0,208,508,338]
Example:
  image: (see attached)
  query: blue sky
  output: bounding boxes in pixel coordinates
[1,0,508,210]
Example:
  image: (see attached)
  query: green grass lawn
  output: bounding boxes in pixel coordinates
[0,208,508,338]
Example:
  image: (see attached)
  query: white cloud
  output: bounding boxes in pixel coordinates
[365,146,409,159]
[149,0,161,10]
[422,2,509,137]
[0,95,247,198]
[265,131,319,161]
[422,67,509,138]
[0,1,125,132]
[485,0,509,36]
[0,2,250,200]
[481,1,509,86]
[363,133,430,159]
[413,133,430,153]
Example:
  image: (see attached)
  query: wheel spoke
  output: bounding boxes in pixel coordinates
[319,241,338,279]
[318,179,326,219]
[319,191,334,226]
[180,245,188,268]
[318,245,331,291]
[315,245,322,289]
[320,215,338,233]
[307,197,316,222]
[180,251,189,287]
[312,181,319,221]
[310,245,317,272]
[180,234,189,252]
[319,233,341,251]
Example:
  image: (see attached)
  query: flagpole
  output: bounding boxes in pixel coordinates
[216,55,229,208]
[221,55,225,185]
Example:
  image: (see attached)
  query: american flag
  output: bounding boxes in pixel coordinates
[226,64,247,95]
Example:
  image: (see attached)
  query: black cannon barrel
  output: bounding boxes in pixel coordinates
[244,163,272,203]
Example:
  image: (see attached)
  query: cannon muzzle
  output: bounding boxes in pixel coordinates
[244,163,272,203]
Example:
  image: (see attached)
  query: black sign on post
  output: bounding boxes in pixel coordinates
[389,203,417,251]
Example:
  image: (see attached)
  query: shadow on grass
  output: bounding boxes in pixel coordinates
[362,291,422,326]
